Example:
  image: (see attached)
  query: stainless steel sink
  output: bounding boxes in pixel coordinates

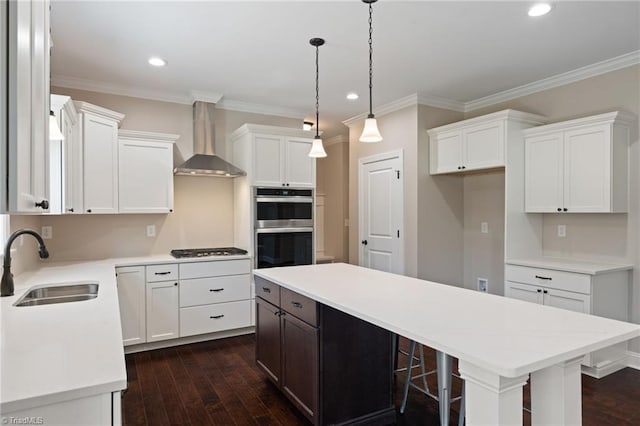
[14,283,99,307]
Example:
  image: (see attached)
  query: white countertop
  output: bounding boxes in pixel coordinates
[254,263,640,378]
[0,253,251,413]
[506,257,633,275]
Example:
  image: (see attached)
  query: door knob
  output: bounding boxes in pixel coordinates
[361,240,368,245]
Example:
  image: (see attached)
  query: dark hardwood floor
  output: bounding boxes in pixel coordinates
[123,334,640,425]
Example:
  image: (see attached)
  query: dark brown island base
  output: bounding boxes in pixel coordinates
[255,275,396,425]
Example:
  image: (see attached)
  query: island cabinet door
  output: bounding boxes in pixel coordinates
[281,312,319,424]
[116,266,146,346]
[146,280,179,342]
[256,297,281,384]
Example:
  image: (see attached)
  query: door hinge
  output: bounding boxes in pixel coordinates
[397,230,400,238]
[396,170,400,179]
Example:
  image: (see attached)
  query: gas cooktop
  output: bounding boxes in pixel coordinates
[170,247,248,258]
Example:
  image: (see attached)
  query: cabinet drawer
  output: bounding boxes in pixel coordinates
[505,265,591,294]
[180,300,251,337]
[180,275,250,307]
[281,287,317,327]
[255,276,280,306]
[146,264,179,282]
[179,259,251,280]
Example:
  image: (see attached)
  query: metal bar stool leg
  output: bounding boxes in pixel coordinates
[436,350,453,426]
[399,339,416,414]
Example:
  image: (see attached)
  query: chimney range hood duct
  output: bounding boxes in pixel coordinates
[174,101,246,177]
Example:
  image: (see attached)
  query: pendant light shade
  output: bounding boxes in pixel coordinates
[49,111,64,141]
[308,38,327,158]
[309,136,327,158]
[359,0,382,143]
[360,117,383,143]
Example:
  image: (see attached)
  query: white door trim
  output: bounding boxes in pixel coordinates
[358,149,405,274]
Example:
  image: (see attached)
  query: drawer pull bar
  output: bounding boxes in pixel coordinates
[209,288,224,292]
[210,314,225,319]
[154,271,171,275]
[262,287,271,293]
[535,275,552,280]
[291,301,303,309]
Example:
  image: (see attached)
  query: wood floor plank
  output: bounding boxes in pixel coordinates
[123,334,640,426]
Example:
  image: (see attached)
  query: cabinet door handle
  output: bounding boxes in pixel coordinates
[563,208,568,212]
[557,208,562,212]
[543,289,548,294]
[209,288,224,292]
[291,301,303,309]
[262,287,271,293]
[155,271,171,275]
[461,166,466,169]
[35,200,49,210]
[210,314,225,319]
[537,289,542,293]
[535,275,552,280]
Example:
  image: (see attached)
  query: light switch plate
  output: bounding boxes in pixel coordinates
[146,225,156,238]
[481,222,489,234]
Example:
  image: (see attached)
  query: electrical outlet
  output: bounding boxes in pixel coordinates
[344,219,350,227]
[477,278,488,293]
[146,225,156,238]
[557,225,566,238]
[41,226,52,240]
[481,222,489,234]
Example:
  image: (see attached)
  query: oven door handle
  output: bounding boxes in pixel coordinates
[256,197,313,203]
[255,227,314,234]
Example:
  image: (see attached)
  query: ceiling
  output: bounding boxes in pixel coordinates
[50,1,640,137]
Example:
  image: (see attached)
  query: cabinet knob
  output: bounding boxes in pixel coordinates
[286,183,290,187]
[67,207,74,213]
[461,166,466,170]
[35,200,49,210]
[537,289,542,293]
[563,208,568,212]
[87,209,92,213]
[174,282,178,286]
[543,289,548,294]
[457,166,462,170]
[361,240,368,246]
[169,209,173,213]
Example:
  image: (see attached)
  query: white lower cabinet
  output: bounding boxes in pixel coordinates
[146,280,180,342]
[505,263,630,377]
[178,259,252,338]
[3,391,122,426]
[116,266,146,346]
[115,260,253,349]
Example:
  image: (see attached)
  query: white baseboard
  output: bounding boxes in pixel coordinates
[627,350,640,370]
[124,327,255,354]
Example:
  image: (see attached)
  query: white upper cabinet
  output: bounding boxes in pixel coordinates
[6,0,50,213]
[524,111,634,213]
[428,110,545,175]
[231,124,316,188]
[75,101,125,214]
[118,130,178,214]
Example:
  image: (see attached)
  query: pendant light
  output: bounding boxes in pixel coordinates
[49,111,64,141]
[359,0,383,143]
[308,37,327,158]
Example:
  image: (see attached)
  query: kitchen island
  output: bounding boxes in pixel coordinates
[254,263,640,425]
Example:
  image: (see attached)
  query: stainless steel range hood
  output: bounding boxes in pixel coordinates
[174,101,246,177]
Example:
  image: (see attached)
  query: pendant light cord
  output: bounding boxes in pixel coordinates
[368,2,374,118]
[315,43,320,139]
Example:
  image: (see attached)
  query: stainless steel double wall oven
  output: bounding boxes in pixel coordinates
[254,188,313,269]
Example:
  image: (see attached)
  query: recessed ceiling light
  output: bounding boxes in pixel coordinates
[528,3,552,17]
[148,57,167,67]
[346,93,359,100]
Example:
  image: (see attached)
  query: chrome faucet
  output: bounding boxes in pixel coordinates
[1,229,49,297]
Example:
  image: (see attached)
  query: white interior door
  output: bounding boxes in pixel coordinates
[359,152,404,274]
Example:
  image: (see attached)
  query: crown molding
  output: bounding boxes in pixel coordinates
[230,123,317,141]
[74,100,126,124]
[52,74,193,104]
[190,90,224,104]
[324,134,349,147]
[464,50,640,112]
[522,110,636,137]
[343,93,421,126]
[216,98,306,119]
[417,94,466,112]
[118,129,180,143]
